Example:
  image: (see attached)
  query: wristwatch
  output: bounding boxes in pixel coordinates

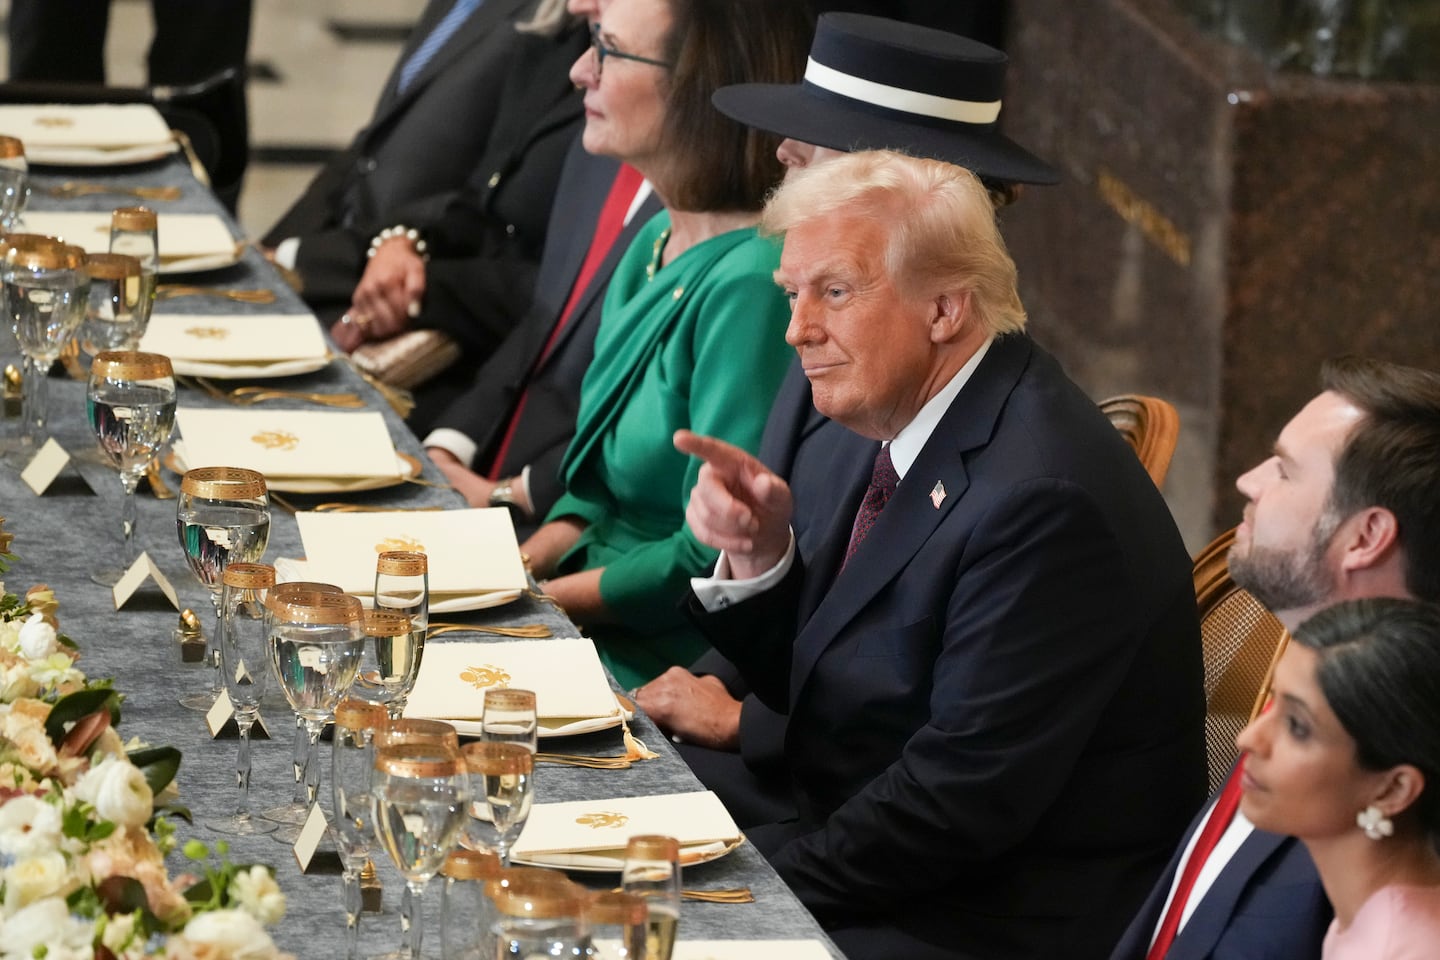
[488,477,528,517]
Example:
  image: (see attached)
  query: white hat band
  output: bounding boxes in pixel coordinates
[804,57,1002,125]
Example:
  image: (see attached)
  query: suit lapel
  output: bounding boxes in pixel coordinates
[787,336,1033,707]
[378,0,526,120]
[1167,829,1293,960]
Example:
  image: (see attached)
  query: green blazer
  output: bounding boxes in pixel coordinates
[547,211,792,689]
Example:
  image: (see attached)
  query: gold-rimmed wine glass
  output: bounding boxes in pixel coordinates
[333,697,389,960]
[622,835,681,960]
[8,238,88,454]
[0,137,30,231]
[584,890,648,960]
[86,351,175,586]
[208,562,277,837]
[353,608,420,717]
[81,252,154,355]
[374,551,428,714]
[460,741,534,868]
[439,848,503,960]
[176,466,270,710]
[482,687,538,754]
[488,880,589,959]
[109,205,158,278]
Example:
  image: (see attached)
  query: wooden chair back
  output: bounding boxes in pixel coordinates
[1100,394,1180,489]
[1193,526,1290,792]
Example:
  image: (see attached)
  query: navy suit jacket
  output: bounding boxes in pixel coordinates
[1109,784,1330,960]
[690,335,1207,960]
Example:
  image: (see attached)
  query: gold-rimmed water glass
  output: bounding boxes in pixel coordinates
[333,697,389,960]
[353,608,420,717]
[0,137,30,232]
[375,552,428,702]
[460,741,534,868]
[440,848,503,960]
[207,562,277,836]
[8,238,88,454]
[482,688,538,754]
[489,881,589,959]
[81,252,154,355]
[86,351,175,585]
[585,891,649,960]
[177,467,270,710]
[373,743,470,960]
[622,835,680,960]
[266,591,363,839]
[109,205,158,279]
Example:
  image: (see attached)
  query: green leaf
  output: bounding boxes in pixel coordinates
[127,745,181,796]
[150,801,192,825]
[43,688,121,747]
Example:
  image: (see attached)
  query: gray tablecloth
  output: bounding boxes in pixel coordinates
[0,156,841,958]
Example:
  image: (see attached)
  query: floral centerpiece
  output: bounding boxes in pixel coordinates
[0,519,290,959]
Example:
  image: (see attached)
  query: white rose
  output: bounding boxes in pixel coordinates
[75,757,153,828]
[176,908,278,960]
[101,911,140,954]
[4,850,70,911]
[0,794,62,858]
[229,865,286,925]
[0,660,39,701]
[1,896,93,957]
[0,714,58,775]
[17,613,57,660]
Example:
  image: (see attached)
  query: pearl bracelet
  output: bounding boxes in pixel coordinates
[367,225,430,261]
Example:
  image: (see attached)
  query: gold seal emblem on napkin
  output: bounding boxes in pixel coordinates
[251,430,299,451]
[460,664,511,689]
[375,536,425,554]
[575,812,630,829]
[184,326,230,340]
[35,116,75,128]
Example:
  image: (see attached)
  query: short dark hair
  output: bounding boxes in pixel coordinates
[1295,598,1440,842]
[658,0,811,212]
[1321,356,1440,604]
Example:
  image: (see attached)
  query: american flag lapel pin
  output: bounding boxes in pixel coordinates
[929,480,946,509]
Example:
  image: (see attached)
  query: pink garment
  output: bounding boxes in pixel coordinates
[1325,884,1440,959]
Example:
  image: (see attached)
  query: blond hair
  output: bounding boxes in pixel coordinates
[517,0,572,35]
[761,150,1026,337]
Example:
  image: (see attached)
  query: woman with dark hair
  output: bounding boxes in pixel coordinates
[518,0,811,689]
[1236,597,1440,958]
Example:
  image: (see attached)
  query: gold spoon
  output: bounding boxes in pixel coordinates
[154,285,277,304]
[312,503,446,513]
[46,182,182,201]
[428,622,552,639]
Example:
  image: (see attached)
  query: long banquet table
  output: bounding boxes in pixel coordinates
[1,152,842,957]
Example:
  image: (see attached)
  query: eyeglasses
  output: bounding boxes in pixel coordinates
[589,23,672,78]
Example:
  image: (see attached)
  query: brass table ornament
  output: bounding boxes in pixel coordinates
[176,607,205,662]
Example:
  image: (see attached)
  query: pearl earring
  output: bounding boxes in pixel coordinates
[1357,804,1394,841]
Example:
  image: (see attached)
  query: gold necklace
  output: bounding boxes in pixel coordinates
[646,227,672,282]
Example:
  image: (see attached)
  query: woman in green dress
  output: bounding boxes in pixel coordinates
[520,0,811,690]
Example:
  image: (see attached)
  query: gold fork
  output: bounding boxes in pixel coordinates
[312,502,446,513]
[192,377,364,408]
[154,285,277,304]
[46,182,182,201]
[428,622,552,639]
[607,886,754,904]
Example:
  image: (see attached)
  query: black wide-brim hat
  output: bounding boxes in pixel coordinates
[713,13,1059,186]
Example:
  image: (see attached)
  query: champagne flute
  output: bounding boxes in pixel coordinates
[584,891,648,960]
[109,206,159,277]
[208,562,277,836]
[375,551,428,715]
[353,608,420,715]
[373,743,470,960]
[0,137,30,231]
[261,581,343,827]
[482,688,538,754]
[460,741,534,868]
[177,467,271,710]
[622,836,680,960]
[9,239,88,453]
[268,591,363,841]
[86,351,175,586]
[81,252,154,355]
[333,697,389,960]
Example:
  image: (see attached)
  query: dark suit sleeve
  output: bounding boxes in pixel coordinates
[687,559,806,710]
[768,480,1143,916]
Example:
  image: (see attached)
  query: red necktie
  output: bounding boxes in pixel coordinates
[844,444,899,565]
[1145,762,1245,959]
[485,163,645,479]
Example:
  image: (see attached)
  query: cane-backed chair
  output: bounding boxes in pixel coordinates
[1193,526,1290,792]
[1100,394,1181,489]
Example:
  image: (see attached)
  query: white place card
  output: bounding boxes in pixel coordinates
[175,408,400,480]
[140,314,328,364]
[20,438,72,495]
[21,211,237,258]
[512,791,740,860]
[295,508,525,595]
[112,551,180,611]
[0,103,171,147]
[292,802,331,873]
[404,637,618,723]
[204,690,271,740]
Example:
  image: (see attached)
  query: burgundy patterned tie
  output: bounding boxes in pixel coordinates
[845,444,899,565]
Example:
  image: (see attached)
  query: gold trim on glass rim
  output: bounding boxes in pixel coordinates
[268,591,361,626]
[489,887,584,920]
[374,743,462,778]
[180,465,267,500]
[362,608,412,637]
[84,252,143,279]
[461,741,533,775]
[221,562,275,589]
[584,891,647,925]
[0,136,24,159]
[375,718,458,751]
[7,240,85,271]
[91,351,172,381]
[334,698,388,732]
[441,849,503,881]
[376,550,427,576]
[625,834,680,861]
[272,581,343,599]
[111,206,157,231]
[483,688,536,710]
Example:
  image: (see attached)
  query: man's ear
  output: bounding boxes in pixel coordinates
[930,291,971,343]
[1336,506,1401,575]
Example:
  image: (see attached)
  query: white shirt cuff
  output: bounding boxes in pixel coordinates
[423,428,478,468]
[691,532,796,612]
[518,465,534,516]
[273,237,301,271]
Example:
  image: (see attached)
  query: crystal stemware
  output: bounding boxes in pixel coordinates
[0,137,30,231]
[332,697,388,960]
[439,849,503,960]
[207,562,277,836]
[374,551,428,715]
[482,688,538,754]
[373,743,469,960]
[622,835,681,960]
[584,891,648,960]
[86,351,175,585]
[109,206,158,277]
[8,239,88,453]
[489,881,589,960]
[176,466,270,710]
[81,252,154,355]
[460,741,534,868]
[353,608,419,716]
